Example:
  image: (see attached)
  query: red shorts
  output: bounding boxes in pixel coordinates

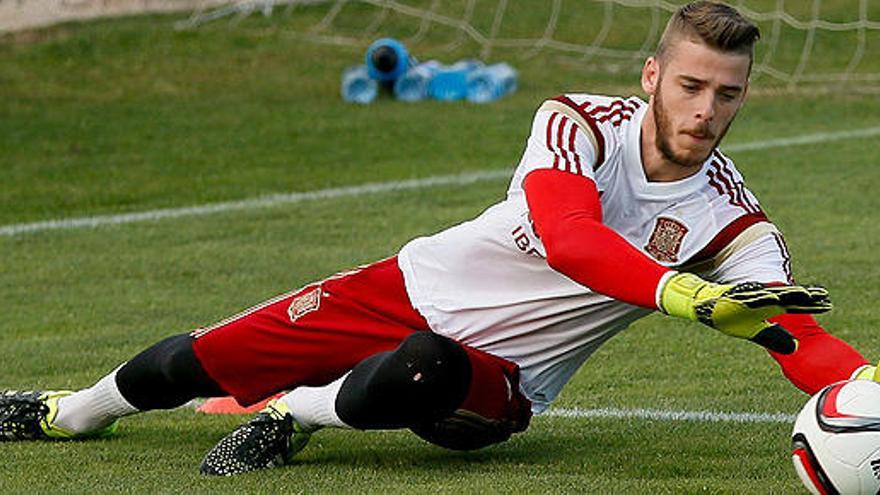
[191,257,531,433]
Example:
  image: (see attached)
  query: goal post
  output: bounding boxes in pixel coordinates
[3,0,878,91]
[177,0,880,91]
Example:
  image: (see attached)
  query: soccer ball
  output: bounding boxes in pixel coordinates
[792,380,880,494]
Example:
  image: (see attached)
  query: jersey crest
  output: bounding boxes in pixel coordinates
[288,286,322,322]
[645,217,688,263]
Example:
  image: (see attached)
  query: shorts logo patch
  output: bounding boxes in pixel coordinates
[288,287,322,322]
[645,217,688,263]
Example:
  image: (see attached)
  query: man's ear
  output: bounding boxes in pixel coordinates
[641,56,660,95]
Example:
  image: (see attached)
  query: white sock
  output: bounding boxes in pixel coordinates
[279,372,351,431]
[53,366,139,435]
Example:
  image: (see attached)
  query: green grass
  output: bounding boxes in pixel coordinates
[1,4,880,493]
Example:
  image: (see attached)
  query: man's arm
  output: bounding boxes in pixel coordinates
[523,168,830,354]
[523,168,671,309]
[703,231,869,393]
[769,313,869,394]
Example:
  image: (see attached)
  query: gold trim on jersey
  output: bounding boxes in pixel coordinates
[682,221,781,274]
[537,100,600,160]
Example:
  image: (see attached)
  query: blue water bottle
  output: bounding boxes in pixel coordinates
[365,38,412,83]
[393,60,442,102]
[341,65,378,104]
[428,59,484,101]
[466,62,518,103]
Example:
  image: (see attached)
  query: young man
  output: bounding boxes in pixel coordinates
[0,1,870,476]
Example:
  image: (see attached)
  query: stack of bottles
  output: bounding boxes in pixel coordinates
[341,38,518,104]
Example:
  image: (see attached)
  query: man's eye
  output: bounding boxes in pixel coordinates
[719,93,737,102]
[683,85,698,93]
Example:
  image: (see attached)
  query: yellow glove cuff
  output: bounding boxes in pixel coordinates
[659,272,700,319]
[659,272,729,321]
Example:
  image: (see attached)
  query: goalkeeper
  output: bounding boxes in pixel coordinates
[0,0,872,476]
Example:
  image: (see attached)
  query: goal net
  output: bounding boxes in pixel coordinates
[177,0,880,91]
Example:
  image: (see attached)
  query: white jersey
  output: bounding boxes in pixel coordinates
[397,93,792,413]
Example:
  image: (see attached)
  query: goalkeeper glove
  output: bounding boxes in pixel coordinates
[659,272,832,355]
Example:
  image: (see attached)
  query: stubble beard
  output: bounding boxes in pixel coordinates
[653,84,734,170]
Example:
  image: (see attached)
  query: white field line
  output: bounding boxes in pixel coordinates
[544,407,796,424]
[0,170,510,237]
[3,125,879,238]
[184,399,797,424]
[723,125,880,153]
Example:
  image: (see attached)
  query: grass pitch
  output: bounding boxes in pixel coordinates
[2,4,880,493]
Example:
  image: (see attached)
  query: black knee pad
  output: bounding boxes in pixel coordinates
[336,332,472,429]
[116,334,226,410]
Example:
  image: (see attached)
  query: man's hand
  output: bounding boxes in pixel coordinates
[659,273,832,354]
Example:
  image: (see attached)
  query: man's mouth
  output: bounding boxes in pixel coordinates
[682,130,714,141]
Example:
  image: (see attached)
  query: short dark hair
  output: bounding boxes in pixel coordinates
[656,1,760,65]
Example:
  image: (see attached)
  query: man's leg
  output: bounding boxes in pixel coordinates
[334,331,472,428]
[282,330,475,432]
[199,331,472,475]
[182,256,454,475]
[189,258,430,408]
[2,256,421,443]
[200,333,532,475]
[0,334,226,440]
[57,256,425,443]
[282,332,532,446]
[53,334,227,435]
[410,341,533,451]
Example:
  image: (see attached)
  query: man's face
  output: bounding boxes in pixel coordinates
[642,38,751,169]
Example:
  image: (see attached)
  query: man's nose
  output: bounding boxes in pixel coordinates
[695,93,716,122]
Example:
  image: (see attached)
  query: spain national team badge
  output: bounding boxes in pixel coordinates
[288,286,322,322]
[644,217,688,263]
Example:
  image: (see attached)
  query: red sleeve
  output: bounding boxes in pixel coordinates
[524,168,672,309]
[767,313,869,395]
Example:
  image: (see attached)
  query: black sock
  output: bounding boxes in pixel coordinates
[116,334,226,410]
